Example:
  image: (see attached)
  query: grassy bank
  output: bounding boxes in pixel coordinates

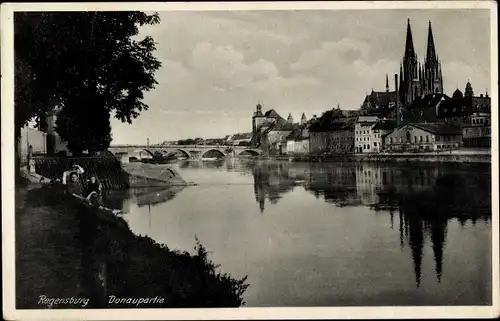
[17,185,249,308]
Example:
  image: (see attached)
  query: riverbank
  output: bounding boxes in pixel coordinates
[15,183,249,309]
[255,149,491,164]
[32,156,194,189]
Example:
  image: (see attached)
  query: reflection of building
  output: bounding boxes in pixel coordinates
[371,163,491,286]
[384,123,462,152]
[355,164,382,205]
[304,164,359,206]
[252,162,297,212]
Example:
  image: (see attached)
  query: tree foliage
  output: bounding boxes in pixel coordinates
[14,11,162,154]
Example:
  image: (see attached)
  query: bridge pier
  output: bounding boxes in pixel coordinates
[120,154,130,164]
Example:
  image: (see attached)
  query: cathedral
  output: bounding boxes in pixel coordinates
[399,19,444,107]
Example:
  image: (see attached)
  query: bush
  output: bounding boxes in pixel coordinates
[76,201,250,308]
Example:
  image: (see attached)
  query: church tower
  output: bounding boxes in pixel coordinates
[399,19,421,107]
[422,21,443,95]
[398,19,444,108]
[252,103,265,134]
[464,80,474,97]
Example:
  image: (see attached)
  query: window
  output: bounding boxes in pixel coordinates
[414,136,417,143]
[426,135,429,142]
[390,137,393,143]
[374,142,378,147]
[419,136,423,142]
[400,137,403,143]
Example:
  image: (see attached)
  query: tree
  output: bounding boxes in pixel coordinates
[55,90,112,155]
[14,11,162,155]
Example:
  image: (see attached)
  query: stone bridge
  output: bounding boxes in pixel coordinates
[108,144,262,161]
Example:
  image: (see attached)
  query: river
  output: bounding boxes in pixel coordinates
[109,159,492,307]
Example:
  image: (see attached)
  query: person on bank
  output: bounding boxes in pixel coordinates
[62,163,85,185]
[66,172,86,199]
[86,175,103,206]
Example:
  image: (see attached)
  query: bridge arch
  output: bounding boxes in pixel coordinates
[201,149,226,159]
[131,149,155,158]
[165,149,191,159]
[238,149,261,156]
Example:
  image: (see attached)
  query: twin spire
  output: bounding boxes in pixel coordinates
[426,20,437,62]
[404,18,415,60]
[404,19,437,63]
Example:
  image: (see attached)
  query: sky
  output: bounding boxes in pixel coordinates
[110,9,492,144]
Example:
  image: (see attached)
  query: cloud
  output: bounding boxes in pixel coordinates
[190,42,279,90]
[291,38,372,72]
[442,61,490,94]
[289,39,400,109]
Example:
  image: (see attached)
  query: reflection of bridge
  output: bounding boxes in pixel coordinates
[108,145,262,160]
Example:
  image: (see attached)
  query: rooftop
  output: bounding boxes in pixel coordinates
[357,116,379,123]
[409,122,462,136]
[264,109,282,119]
[372,119,397,130]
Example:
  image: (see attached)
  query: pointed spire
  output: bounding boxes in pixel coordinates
[386,74,389,91]
[431,220,447,283]
[286,113,294,123]
[404,18,416,59]
[426,21,437,62]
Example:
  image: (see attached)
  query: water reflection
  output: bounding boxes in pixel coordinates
[247,161,491,288]
[252,162,301,212]
[111,160,491,305]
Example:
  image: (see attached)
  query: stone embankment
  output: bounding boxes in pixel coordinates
[256,150,491,164]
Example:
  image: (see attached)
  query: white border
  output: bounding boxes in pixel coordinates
[1,2,498,320]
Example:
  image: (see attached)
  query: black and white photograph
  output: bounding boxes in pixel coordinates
[1,1,498,320]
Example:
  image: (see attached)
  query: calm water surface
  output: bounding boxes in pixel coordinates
[111,159,492,306]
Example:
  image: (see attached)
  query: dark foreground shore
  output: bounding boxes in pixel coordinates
[15,182,249,309]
